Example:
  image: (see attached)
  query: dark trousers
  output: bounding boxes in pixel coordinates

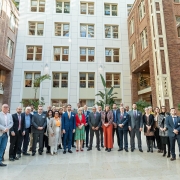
[118,130,128,150]
[113,127,119,147]
[154,128,162,150]
[130,128,142,150]
[99,127,103,145]
[85,125,89,146]
[71,132,75,146]
[63,129,73,150]
[90,128,100,148]
[43,135,50,151]
[32,133,44,153]
[169,135,180,158]
[9,131,21,158]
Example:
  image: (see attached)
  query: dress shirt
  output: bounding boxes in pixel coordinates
[3,113,8,127]
[17,113,21,130]
[25,114,31,129]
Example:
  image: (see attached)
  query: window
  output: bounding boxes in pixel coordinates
[26,46,42,61]
[80,24,94,38]
[129,18,134,35]
[79,99,95,107]
[52,99,67,107]
[106,73,120,88]
[56,0,70,13]
[24,72,40,87]
[139,0,145,21]
[131,43,136,60]
[80,2,94,15]
[105,48,120,62]
[52,72,68,88]
[9,13,16,32]
[127,4,133,16]
[29,22,44,36]
[105,25,118,38]
[174,0,180,3]
[80,73,94,88]
[53,46,69,61]
[140,28,148,50]
[0,0,2,15]
[104,4,117,16]
[54,23,69,37]
[31,0,45,12]
[176,16,180,37]
[6,38,14,59]
[80,47,95,62]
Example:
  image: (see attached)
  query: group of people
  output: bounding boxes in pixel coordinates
[0,102,180,167]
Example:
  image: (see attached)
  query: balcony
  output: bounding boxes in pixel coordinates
[138,77,151,95]
[0,82,4,94]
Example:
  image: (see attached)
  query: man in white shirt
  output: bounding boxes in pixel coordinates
[0,104,13,167]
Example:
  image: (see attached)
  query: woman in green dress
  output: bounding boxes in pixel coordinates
[75,108,86,152]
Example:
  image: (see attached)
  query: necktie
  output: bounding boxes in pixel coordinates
[18,114,21,130]
[68,112,70,118]
[94,113,96,118]
[114,110,116,120]
[173,117,177,126]
[120,114,123,120]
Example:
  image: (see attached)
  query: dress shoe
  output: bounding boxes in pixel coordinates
[39,152,42,155]
[17,154,21,158]
[163,153,166,157]
[131,149,134,152]
[32,153,35,156]
[86,145,88,148]
[14,157,19,160]
[29,147,32,151]
[125,149,129,152]
[157,149,161,153]
[147,149,150,153]
[179,154,180,158]
[101,144,104,148]
[2,157,4,161]
[68,150,73,153]
[105,148,108,151]
[107,149,111,152]
[76,149,79,152]
[9,158,14,161]
[23,153,30,156]
[0,162,7,167]
[80,149,83,151]
[167,154,170,158]
[170,157,176,161]
[72,145,76,148]
[118,148,123,151]
[58,145,62,149]
[97,148,101,151]
[87,147,92,151]
[63,151,66,154]
[139,149,143,152]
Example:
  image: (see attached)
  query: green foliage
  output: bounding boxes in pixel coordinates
[95,74,118,109]
[136,99,150,113]
[178,104,180,111]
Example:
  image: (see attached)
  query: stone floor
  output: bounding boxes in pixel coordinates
[1,136,180,180]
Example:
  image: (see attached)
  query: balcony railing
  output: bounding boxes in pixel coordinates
[0,82,3,90]
[138,77,151,91]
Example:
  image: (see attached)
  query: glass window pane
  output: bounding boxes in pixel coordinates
[54,47,60,61]
[80,73,86,80]
[81,3,86,14]
[53,73,60,80]
[105,49,112,56]
[56,1,62,13]
[88,48,94,55]
[29,22,35,35]
[63,24,69,37]
[88,73,94,80]
[113,49,119,55]
[105,26,111,38]
[88,3,94,15]
[37,23,44,36]
[104,4,110,15]
[88,25,94,38]
[27,46,34,53]
[36,46,42,53]
[62,73,68,80]
[63,47,69,54]
[64,2,70,13]
[55,23,61,36]
[80,25,86,37]
[53,81,59,87]
[112,5,117,16]
[88,81,94,88]
[80,48,86,55]
[106,73,112,80]
[34,73,40,79]
[25,73,32,79]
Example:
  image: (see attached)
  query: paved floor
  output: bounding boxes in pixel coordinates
[0,136,180,180]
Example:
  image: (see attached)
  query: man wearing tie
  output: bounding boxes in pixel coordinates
[117,106,130,152]
[165,108,180,161]
[9,107,22,161]
[128,103,143,152]
[32,105,47,156]
[87,106,101,151]
[62,104,76,154]
[0,104,13,167]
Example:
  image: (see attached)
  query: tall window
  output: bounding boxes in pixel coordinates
[54,23,69,37]
[105,48,120,62]
[29,22,44,36]
[79,99,95,107]
[52,99,67,107]
[106,73,120,88]
[80,47,95,62]
[139,0,146,21]
[56,0,70,13]
[131,43,136,60]
[9,13,16,32]
[80,73,94,88]
[52,72,68,88]
[174,0,180,3]
[80,2,94,15]
[31,0,45,12]
[176,16,180,37]
[127,4,133,16]
[53,46,69,61]
[104,4,117,16]
[26,46,42,61]
[24,72,40,87]
[6,38,14,59]
[140,28,148,50]
[80,24,94,38]
[0,0,2,15]
[129,18,134,35]
[105,25,118,38]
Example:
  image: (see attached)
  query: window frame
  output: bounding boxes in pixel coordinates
[104,25,119,39]
[51,99,67,107]
[54,22,69,37]
[138,0,146,22]
[105,48,120,63]
[9,12,16,32]
[56,0,70,14]
[52,72,68,88]
[106,73,120,88]
[129,18,134,36]
[104,3,118,16]
[176,16,180,37]
[53,46,69,61]
[79,72,95,88]
[80,47,95,62]
[140,27,148,51]
[26,46,43,61]
[24,72,41,88]
[30,0,46,12]
[80,2,94,15]
[28,21,44,36]
[80,24,95,38]
[131,43,136,61]
[6,38,14,59]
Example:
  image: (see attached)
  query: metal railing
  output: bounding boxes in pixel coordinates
[138,77,151,91]
[0,82,4,91]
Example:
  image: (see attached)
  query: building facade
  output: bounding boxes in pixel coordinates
[10,0,134,112]
[0,0,19,107]
[128,0,180,109]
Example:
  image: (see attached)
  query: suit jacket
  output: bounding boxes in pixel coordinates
[112,109,119,123]
[0,112,13,136]
[129,110,143,129]
[158,113,169,137]
[31,114,47,133]
[116,112,130,131]
[83,110,90,124]
[21,113,33,133]
[62,111,76,131]
[101,111,113,125]
[88,112,101,128]
[166,115,180,137]
[143,114,154,132]
[10,113,23,134]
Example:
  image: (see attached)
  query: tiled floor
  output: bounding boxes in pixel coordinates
[1,136,180,180]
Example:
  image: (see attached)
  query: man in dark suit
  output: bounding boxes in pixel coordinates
[62,104,76,154]
[166,108,180,161]
[117,106,130,152]
[31,105,47,156]
[18,106,32,157]
[128,103,143,152]
[97,106,104,148]
[87,106,101,151]
[83,105,90,148]
[9,107,22,161]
